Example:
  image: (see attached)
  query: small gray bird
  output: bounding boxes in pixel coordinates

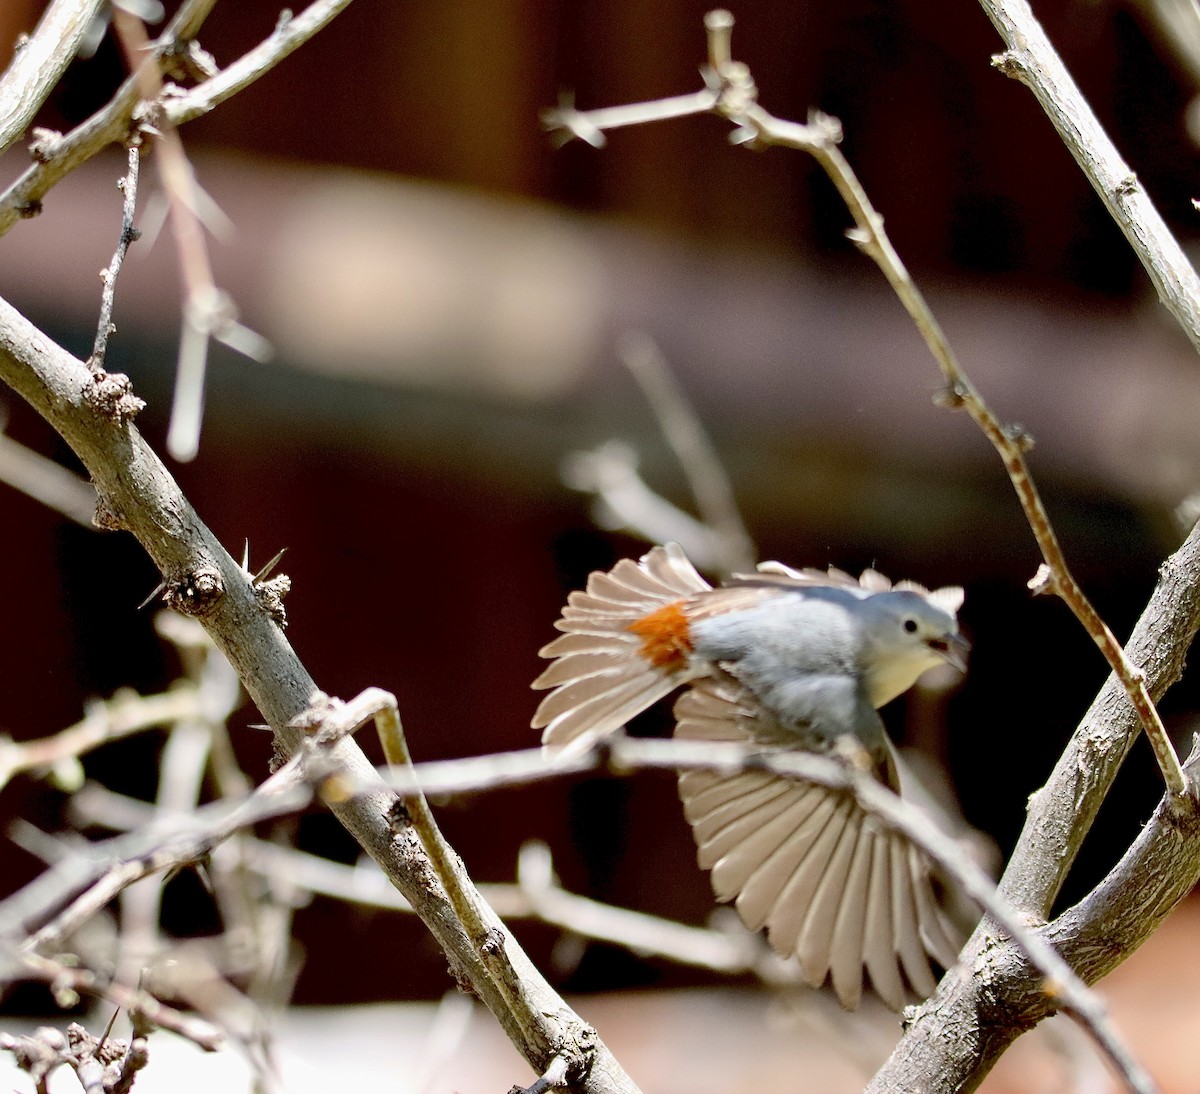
[532,543,971,1010]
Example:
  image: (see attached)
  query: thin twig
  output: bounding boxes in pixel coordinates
[110,8,271,463]
[0,429,97,527]
[0,285,644,1093]
[0,0,349,240]
[160,0,357,128]
[0,687,203,793]
[4,759,311,950]
[17,952,223,1049]
[312,689,549,1057]
[515,1054,571,1094]
[413,992,475,1094]
[66,786,781,981]
[617,332,756,575]
[90,143,142,373]
[542,9,1186,799]
[544,90,719,147]
[561,440,735,569]
[0,0,219,239]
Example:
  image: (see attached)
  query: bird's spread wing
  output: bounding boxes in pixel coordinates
[532,544,712,752]
[727,561,965,617]
[674,678,963,1009]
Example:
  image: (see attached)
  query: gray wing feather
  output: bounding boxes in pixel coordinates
[699,790,812,884]
[861,835,906,1010]
[911,844,964,970]
[890,837,937,998]
[794,806,863,990]
[827,820,876,1010]
[679,770,777,820]
[689,777,794,848]
[674,676,964,1009]
[752,794,844,948]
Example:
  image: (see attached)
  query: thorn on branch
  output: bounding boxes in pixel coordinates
[137,580,168,611]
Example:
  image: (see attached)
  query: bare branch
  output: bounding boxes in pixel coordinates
[867,736,1200,1094]
[0,0,106,155]
[543,89,717,147]
[617,332,756,575]
[0,295,642,1092]
[7,759,311,953]
[341,734,1151,1094]
[89,143,142,373]
[0,428,97,526]
[160,0,357,128]
[66,785,781,982]
[110,8,271,463]
[0,0,219,239]
[15,953,223,1050]
[561,441,735,569]
[0,686,203,793]
[980,0,1200,353]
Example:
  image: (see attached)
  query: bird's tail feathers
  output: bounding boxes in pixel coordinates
[533,543,711,755]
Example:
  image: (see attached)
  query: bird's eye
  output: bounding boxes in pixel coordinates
[902,617,919,634]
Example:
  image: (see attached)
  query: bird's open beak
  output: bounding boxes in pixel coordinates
[928,632,970,673]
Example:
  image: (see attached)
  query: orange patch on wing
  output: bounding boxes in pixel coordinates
[628,600,693,670]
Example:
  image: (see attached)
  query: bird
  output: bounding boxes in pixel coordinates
[531,542,972,1010]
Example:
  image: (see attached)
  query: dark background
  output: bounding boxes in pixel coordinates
[1,0,1199,1006]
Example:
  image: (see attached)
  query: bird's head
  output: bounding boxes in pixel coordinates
[860,589,969,707]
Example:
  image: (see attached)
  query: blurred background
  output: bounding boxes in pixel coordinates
[3,0,1200,1090]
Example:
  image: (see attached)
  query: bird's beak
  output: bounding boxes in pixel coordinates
[928,632,970,673]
